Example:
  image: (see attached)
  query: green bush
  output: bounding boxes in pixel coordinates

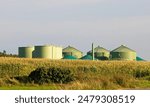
[28,67,75,84]
[28,67,50,84]
[134,70,150,78]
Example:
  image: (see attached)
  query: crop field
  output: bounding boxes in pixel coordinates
[0,57,150,90]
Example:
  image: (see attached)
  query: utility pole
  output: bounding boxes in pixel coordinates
[92,43,94,60]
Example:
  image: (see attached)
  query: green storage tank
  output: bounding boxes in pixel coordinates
[32,45,52,59]
[87,46,110,60]
[18,46,34,58]
[63,55,77,60]
[63,46,83,59]
[136,56,145,61]
[32,45,62,59]
[110,45,136,61]
[80,55,93,60]
[80,55,98,60]
[51,45,63,59]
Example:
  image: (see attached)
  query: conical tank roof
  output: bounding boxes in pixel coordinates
[88,46,109,53]
[136,56,145,61]
[81,55,93,60]
[63,46,82,53]
[111,45,136,52]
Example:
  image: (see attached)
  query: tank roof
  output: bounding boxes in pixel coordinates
[80,55,93,60]
[63,46,83,53]
[19,46,34,48]
[111,45,136,52]
[80,55,98,60]
[136,56,145,61]
[34,45,62,48]
[88,46,109,53]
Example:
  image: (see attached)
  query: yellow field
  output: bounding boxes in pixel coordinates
[0,57,150,90]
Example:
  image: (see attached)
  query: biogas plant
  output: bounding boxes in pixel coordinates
[18,44,144,61]
[19,45,62,59]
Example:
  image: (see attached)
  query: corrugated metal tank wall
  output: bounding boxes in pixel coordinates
[87,46,110,60]
[110,52,136,60]
[63,52,72,57]
[63,51,82,59]
[56,46,63,59]
[52,46,63,59]
[32,46,51,58]
[94,52,110,59]
[73,52,82,59]
[18,46,34,58]
[32,45,62,59]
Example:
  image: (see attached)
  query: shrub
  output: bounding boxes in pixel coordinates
[28,67,75,84]
[28,67,50,84]
[134,70,150,78]
[15,76,30,84]
[48,67,75,83]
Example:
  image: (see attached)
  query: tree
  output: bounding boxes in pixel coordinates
[3,50,6,55]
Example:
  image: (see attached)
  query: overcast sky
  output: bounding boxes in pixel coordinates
[0,0,150,60]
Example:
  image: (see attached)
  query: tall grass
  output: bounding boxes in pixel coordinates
[0,57,150,89]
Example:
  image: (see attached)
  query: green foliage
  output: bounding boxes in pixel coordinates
[28,67,49,84]
[0,51,18,57]
[28,67,75,84]
[134,70,150,78]
[48,67,75,83]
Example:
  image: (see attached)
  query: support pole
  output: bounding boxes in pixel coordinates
[92,43,94,60]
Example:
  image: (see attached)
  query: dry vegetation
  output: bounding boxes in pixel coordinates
[0,57,150,90]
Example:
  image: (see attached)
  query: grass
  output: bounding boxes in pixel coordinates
[0,57,150,90]
[0,85,59,90]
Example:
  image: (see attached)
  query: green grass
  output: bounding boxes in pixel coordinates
[0,85,58,90]
[0,57,150,90]
[0,80,150,90]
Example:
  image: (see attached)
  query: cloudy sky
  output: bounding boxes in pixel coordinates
[0,0,150,60]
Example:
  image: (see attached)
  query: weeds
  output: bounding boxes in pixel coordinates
[0,57,150,89]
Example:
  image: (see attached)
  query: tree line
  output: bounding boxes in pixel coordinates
[0,50,18,57]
